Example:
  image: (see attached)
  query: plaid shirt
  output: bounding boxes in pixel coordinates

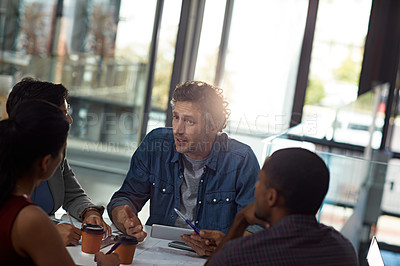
[208,215,358,266]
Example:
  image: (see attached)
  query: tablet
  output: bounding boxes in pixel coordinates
[150,224,193,241]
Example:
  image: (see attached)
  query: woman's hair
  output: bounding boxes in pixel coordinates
[0,100,70,207]
[6,77,69,115]
[171,81,230,131]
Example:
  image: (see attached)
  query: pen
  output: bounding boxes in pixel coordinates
[105,242,121,254]
[173,208,201,236]
[66,211,74,225]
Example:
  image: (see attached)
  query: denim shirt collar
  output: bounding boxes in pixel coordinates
[170,132,228,172]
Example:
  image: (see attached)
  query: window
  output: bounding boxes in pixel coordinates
[206,0,309,160]
[194,0,226,83]
[147,0,182,133]
[301,0,375,147]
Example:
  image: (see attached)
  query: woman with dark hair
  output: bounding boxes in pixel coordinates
[6,77,112,245]
[0,100,119,265]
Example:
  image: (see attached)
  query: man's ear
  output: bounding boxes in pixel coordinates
[266,188,279,208]
[204,112,220,133]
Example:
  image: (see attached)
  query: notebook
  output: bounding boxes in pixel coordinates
[367,236,385,266]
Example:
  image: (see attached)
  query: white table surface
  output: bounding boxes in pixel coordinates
[65,222,207,266]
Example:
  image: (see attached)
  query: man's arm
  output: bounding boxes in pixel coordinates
[107,143,153,236]
[206,202,268,264]
[211,208,250,254]
[59,158,103,219]
[58,158,112,236]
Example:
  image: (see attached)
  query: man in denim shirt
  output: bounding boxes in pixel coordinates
[107,81,259,256]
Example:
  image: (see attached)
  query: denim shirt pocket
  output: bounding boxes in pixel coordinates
[203,191,236,232]
[150,176,174,216]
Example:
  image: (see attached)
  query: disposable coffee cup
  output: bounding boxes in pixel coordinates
[81,224,105,254]
[114,235,138,265]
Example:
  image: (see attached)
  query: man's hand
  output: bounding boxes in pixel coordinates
[94,251,120,266]
[56,223,82,246]
[123,205,147,241]
[112,205,147,242]
[181,230,225,257]
[82,209,112,237]
[237,202,269,228]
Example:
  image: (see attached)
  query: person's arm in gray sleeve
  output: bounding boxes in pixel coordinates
[61,158,104,221]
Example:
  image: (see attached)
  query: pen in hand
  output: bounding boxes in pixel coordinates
[174,208,201,236]
[105,242,121,254]
[66,211,74,225]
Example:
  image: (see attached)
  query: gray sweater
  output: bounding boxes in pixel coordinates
[47,158,104,221]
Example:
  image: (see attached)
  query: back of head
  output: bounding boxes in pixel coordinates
[171,81,230,132]
[6,77,68,115]
[262,148,329,215]
[0,100,70,207]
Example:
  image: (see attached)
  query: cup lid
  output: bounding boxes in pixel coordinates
[82,224,105,235]
[115,234,138,245]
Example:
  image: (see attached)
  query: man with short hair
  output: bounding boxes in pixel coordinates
[207,148,358,265]
[107,81,259,255]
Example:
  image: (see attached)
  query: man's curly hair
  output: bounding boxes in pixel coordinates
[171,81,230,132]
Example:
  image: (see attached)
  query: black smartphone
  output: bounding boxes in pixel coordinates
[168,241,195,252]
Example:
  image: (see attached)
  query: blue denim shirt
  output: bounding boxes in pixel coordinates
[107,127,259,233]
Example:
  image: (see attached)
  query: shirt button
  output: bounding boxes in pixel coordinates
[180,175,183,178]
[213,198,217,202]
[195,221,199,224]
[198,200,202,204]
[226,198,230,202]
[171,215,174,219]
[162,188,166,192]
[152,182,155,186]
[200,179,203,183]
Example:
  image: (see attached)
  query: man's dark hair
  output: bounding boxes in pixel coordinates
[262,148,330,215]
[6,77,68,115]
[171,81,230,131]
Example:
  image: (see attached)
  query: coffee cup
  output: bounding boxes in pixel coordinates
[114,234,138,264]
[81,224,105,254]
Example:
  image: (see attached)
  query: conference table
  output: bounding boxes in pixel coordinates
[59,214,207,265]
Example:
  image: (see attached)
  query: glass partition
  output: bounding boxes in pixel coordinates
[262,133,400,252]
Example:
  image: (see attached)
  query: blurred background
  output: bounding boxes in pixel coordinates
[1,0,400,264]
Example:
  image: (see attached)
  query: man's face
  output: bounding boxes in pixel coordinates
[60,99,73,125]
[172,101,217,160]
[254,167,271,222]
